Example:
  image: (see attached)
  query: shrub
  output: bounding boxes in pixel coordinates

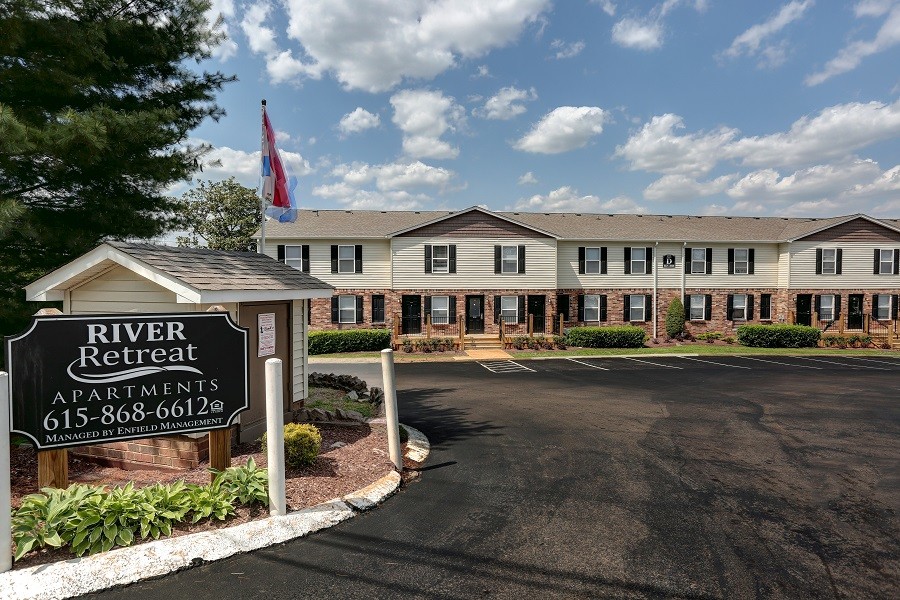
[552,335,567,349]
[696,331,722,343]
[399,424,409,444]
[264,423,322,468]
[722,336,736,344]
[565,326,646,348]
[210,456,269,506]
[665,297,685,338]
[736,324,821,348]
[308,329,391,355]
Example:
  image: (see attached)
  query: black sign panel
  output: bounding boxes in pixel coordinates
[662,254,676,268]
[5,313,249,449]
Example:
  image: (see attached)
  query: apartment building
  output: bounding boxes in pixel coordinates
[259,207,900,339]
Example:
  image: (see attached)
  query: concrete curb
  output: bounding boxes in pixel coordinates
[0,424,430,600]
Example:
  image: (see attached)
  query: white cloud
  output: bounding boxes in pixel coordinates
[266,50,309,84]
[513,106,608,154]
[338,108,381,136]
[594,0,617,16]
[312,159,457,209]
[806,4,900,85]
[312,185,428,210]
[240,2,277,56]
[721,1,814,67]
[726,159,883,201]
[279,0,551,92]
[615,114,738,175]
[779,199,843,216]
[206,0,238,60]
[550,39,586,59]
[474,86,537,120]
[643,174,736,201]
[855,0,896,18]
[611,18,664,50]
[514,186,645,213]
[473,65,491,78]
[391,89,466,159]
[518,171,538,185]
[848,164,900,196]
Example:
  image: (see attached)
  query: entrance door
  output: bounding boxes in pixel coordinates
[401,295,422,334]
[527,295,546,334]
[796,294,812,326]
[466,295,485,334]
[848,294,864,329]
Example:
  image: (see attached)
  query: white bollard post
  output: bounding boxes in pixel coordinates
[380,349,403,471]
[265,358,286,516]
[1,372,12,572]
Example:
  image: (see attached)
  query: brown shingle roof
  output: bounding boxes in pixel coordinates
[109,242,332,291]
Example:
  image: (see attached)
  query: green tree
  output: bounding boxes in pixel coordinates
[0,0,234,339]
[665,297,686,338]
[177,178,261,251]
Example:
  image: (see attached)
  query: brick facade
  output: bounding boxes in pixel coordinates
[71,434,210,471]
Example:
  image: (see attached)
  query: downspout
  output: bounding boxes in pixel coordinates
[681,242,687,310]
[653,242,659,339]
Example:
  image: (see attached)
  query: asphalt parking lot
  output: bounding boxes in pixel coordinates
[89,355,899,599]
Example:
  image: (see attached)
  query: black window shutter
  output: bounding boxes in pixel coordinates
[684,295,692,315]
[518,245,526,274]
[601,247,607,274]
[354,245,363,273]
[518,295,526,323]
[814,295,822,316]
[893,295,899,320]
[449,296,457,324]
[425,245,432,273]
[355,296,363,323]
[873,295,880,318]
[599,295,608,321]
[834,294,841,318]
[685,247,692,274]
[578,247,586,274]
[277,244,286,262]
[494,295,501,324]
[760,294,770,320]
[372,295,385,323]
[424,296,431,316]
[557,294,570,321]
[645,247,653,274]
[449,245,457,273]
[815,249,823,274]
[577,294,585,321]
[836,249,842,274]
[705,294,713,320]
[874,249,880,274]
[726,295,734,321]
[727,248,734,274]
[705,248,712,275]
[748,248,755,275]
[623,294,631,321]
[644,294,653,321]
[331,245,338,273]
[302,245,310,273]
[624,247,631,274]
[747,294,754,321]
[894,249,899,274]
[331,296,339,322]
[494,246,501,274]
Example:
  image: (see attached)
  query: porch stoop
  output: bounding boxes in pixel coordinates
[463,334,504,350]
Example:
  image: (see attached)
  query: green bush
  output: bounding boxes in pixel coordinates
[696,331,722,342]
[736,324,821,348]
[264,423,322,468]
[210,457,269,506]
[399,424,409,444]
[308,329,391,355]
[565,326,646,348]
[665,297,685,338]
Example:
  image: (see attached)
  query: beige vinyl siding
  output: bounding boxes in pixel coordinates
[684,243,779,288]
[790,241,900,288]
[558,242,660,289]
[68,266,191,314]
[778,243,791,288]
[392,237,557,289]
[292,299,308,402]
[265,239,391,289]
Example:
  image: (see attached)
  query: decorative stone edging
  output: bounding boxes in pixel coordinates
[0,424,430,600]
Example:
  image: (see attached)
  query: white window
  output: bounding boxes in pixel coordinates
[731,294,748,321]
[338,295,356,323]
[821,248,837,274]
[284,246,304,270]
[431,245,449,273]
[585,247,601,274]
[500,296,518,323]
[875,294,891,320]
[733,248,749,275]
[630,247,646,274]
[819,294,835,321]
[338,245,355,273]
[629,295,645,322]
[879,249,894,274]
[502,246,518,273]
[690,295,705,321]
[691,248,707,274]
[584,295,601,321]
[431,296,449,324]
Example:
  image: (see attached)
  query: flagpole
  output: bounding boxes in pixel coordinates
[260,99,267,254]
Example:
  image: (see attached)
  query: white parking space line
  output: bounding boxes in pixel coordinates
[845,356,900,367]
[737,356,822,369]
[478,360,535,373]
[624,357,683,369]
[789,356,888,370]
[564,358,610,371]
[677,356,752,369]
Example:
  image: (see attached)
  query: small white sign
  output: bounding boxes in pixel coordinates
[258,312,276,357]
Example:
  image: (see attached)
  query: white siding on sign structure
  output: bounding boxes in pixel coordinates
[790,241,900,289]
[391,236,557,289]
[68,266,192,314]
[292,299,308,402]
[265,239,391,289]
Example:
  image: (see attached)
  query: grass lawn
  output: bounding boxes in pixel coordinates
[306,386,376,418]
[514,344,898,358]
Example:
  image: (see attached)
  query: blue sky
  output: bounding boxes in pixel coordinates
[184,0,900,217]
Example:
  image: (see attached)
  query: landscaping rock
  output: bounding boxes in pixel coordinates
[345,390,359,401]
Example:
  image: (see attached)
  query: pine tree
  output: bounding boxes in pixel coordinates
[665,297,686,338]
[176,178,262,252]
